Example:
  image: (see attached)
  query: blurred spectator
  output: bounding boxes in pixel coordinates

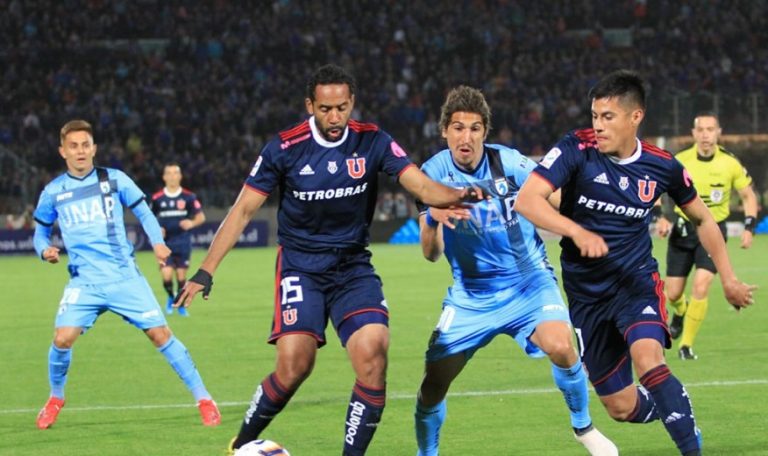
[5,204,34,230]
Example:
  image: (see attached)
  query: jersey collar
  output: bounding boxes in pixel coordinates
[309,116,349,148]
[163,187,183,197]
[66,167,96,181]
[607,138,642,165]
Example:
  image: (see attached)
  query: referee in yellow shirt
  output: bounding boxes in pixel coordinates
[655,112,758,360]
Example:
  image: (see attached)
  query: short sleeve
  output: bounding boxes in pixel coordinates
[731,159,752,191]
[378,133,414,177]
[245,139,281,195]
[115,170,146,208]
[531,136,584,190]
[667,160,698,207]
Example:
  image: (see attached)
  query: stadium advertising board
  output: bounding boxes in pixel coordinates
[0,220,268,255]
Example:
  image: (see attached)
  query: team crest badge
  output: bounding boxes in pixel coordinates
[346,157,366,178]
[99,181,111,194]
[176,199,186,210]
[327,161,338,174]
[637,177,657,202]
[494,178,509,196]
[282,308,297,325]
[619,176,629,190]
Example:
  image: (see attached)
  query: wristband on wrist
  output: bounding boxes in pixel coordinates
[424,211,439,228]
[744,216,756,232]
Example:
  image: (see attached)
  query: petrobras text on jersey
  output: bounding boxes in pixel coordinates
[577,195,650,218]
[292,182,368,201]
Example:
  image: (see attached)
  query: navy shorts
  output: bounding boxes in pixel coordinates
[268,246,389,347]
[567,270,670,396]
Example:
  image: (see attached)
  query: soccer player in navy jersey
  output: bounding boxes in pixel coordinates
[32,120,220,430]
[414,86,617,455]
[175,65,482,455]
[151,163,206,316]
[515,71,755,456]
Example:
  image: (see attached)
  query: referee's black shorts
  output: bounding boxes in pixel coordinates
[666,217,727,277]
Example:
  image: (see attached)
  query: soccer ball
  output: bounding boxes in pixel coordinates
[234,439,291,456]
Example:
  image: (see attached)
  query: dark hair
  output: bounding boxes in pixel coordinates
[439,85,492,132]
[60,119,93,144]
[306,64,357,101]
[164,162,182,170]
[693,111,720,126]
[588,70,646,110]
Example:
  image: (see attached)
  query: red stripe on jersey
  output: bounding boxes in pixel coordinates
[531,171,557,191]
[272,246,283,335]
[592,355,630,387]
[653,272,668,323]
[349,119,379,133]
[244,182,270,196]
[279,120,310,141]
[574,128,596,142]
[641,141,673,159]
[151,190,164,200]
[397,163,416,178]
[181,188,194,195]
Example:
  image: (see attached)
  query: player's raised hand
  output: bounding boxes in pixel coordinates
[722,278,757,310]
[429,207,472,229]
[571,227,609,258]
[153,244,171,266]
[42,246,60,264]
[175,268,213,308]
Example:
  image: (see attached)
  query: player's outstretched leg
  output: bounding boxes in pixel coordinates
[639,365,701,455]
[415,399,446,456]
[342,380,386,456]
[551,361,619,456]
[37,343,72,429]
[156,335,220,425]
[232,373,296,449]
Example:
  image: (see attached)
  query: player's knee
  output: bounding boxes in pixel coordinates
[602,399,636,421]
[277,356,315,389]
[145,326,172,347]
[52,334,75,349]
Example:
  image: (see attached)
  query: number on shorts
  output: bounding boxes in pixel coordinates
[280,276,303,305]
[436,306,456,332]
[574,327,585,358]
[58,287,81,315]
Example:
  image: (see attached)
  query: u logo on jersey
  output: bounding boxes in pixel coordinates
[282,308,297,325]
[346,158,366,179]
[637,178,657,202]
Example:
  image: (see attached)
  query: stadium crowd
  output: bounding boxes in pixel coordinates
[1,0,767,211]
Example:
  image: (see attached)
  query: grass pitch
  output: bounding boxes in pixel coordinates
[1,236,766,455]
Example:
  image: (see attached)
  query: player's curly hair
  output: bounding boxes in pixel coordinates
[306,64,357,101]
[589,70,647,110]
[60,119,93,144]
[439,86,491,133]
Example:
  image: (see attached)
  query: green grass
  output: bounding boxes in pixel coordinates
[1,236,766,455]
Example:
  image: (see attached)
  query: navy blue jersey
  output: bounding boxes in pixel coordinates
[245,117,414,251]
[533,129,697,299]
[150,188,202,250]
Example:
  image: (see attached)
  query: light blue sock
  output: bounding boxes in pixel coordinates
[48,344,72,399]
[158,336,210,401]
[551,361,591,430]
[414,399,446,456]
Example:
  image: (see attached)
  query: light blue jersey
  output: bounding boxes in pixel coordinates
[421,144,553,294]
[33,167,164,284]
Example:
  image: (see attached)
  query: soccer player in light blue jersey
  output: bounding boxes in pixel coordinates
[32,120,220,429]
[413,86,617,456]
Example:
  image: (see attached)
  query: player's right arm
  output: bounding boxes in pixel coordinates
[32,185,60,264]
[398,166,483,207]
[681,197,756,309]
[175,186,268,306]
[515,173,608,258]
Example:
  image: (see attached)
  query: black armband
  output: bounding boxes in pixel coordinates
[744,216,756,233]
[651,205,663,222]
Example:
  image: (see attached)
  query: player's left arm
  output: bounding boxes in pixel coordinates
[681,197,756,309]
[736,184,758,249]
[180,204,206,231]
[118,171,169,264]
[398,166,483,208]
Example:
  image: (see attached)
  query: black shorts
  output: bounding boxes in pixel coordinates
[666,217,727,277]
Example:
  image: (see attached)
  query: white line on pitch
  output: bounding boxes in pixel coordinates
[2,379,765,415]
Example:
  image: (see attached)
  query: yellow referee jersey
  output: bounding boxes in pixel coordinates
[674,144,752,222]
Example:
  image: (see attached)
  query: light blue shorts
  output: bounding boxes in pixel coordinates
[425,268,570,362]
[55,276,168,331]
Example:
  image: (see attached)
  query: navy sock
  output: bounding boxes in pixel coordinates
[640,365,700,454]
[234,373,295,448]
[343,380,386,456]
[177,280,186,294]
[162,280,174,298]
[625,385,659,423]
